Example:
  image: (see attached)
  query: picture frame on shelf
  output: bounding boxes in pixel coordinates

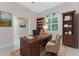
[64,15,72,21]
[64,24,69,27]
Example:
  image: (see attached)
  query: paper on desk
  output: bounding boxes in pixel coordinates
[27,36,34,39]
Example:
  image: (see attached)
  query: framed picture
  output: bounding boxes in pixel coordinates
[20,23,26,28]
[0,11,12,27]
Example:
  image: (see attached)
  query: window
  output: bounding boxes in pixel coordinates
[45,12,59,32]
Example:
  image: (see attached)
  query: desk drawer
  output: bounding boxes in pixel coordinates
[32,41,40,47]
[32,47,40,56]
[21,39,40,48]
[21,39,31,47]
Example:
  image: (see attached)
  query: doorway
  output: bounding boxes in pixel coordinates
[13,16,28,49]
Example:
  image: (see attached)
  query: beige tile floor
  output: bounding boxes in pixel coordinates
[0,45,79,56]
[64,46,79,56]
[0,46,13,56]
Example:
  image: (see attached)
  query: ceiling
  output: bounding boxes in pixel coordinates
[17,2,63,13]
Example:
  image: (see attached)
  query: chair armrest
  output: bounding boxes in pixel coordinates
[46,41,56,47]
[49,40,56,43]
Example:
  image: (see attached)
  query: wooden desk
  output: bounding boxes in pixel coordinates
[20,34,52,56]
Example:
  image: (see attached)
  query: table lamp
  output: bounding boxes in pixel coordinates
[43,24,48,31]
[40,24,48,36]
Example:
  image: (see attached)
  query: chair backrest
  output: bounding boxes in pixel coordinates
[56,35,62,46]
[55,34,60,43]
[58,35,62,42]
[55,35,62,53]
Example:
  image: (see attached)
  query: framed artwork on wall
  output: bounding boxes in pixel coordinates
[17,17,26,28]
[20,19,26,28]
[0,11,12,27]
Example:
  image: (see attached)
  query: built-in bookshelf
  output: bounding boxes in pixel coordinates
[63,15,73,35]
[36,17,44,32]
[62,10,78,48]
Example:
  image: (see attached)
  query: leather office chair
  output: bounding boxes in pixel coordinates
[45,34,62,55]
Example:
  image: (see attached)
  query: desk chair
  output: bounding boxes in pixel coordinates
[45,34,62,55]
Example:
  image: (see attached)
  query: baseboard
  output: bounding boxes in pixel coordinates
[0,42,13,49]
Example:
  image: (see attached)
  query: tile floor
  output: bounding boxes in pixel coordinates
[0,45,79,56]
[64,46,79,56]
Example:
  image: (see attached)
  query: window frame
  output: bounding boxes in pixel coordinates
[45,12,59,32]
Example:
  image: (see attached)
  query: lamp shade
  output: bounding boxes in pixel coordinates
[43,25,48,30]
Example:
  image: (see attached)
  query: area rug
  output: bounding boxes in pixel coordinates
[10,46,66,56]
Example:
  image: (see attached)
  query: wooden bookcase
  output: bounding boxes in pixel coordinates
[62,10,78,48]
[36,17,44,32]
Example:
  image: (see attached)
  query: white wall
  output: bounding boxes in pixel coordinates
[0,2,79,48]
[39,2,78,39]
[0,2,38,48]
